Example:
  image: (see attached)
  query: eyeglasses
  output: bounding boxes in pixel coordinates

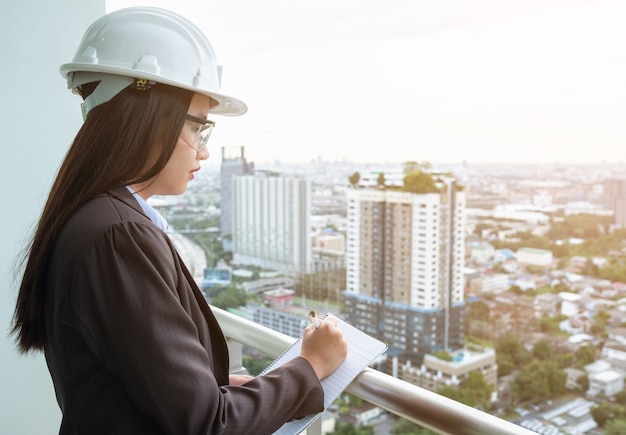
[183,114,215,152]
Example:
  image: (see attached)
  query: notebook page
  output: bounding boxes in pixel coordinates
[261,314,387,435]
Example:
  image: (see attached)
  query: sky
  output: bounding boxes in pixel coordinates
[106,0,626,165]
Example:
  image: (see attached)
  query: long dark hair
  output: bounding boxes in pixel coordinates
[11,81,193,353]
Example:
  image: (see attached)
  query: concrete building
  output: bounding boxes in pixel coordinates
[603,178,626,228]
[516,247,553,267]
[344,174,465,363]
[588,371,624,397]
[312,231,346,254]
[246,300,310,339]
[468,242,495,265]
[469,273,509,296]
[585,360,625,397]
[220,146,254,242]
[602,328,626,366]
[533,293,560,318]
[232,172,312,275]
[560,292,583,317]
[400,348,497,401]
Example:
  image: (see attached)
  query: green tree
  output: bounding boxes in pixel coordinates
[605,419,626,435]
[576,373,589,391]
[242,355,273,376]
[497,354,515,377]
[376,172,385,188]
[437,372,492,410]
[591,403,625,427]
[581,258,599,276]
[539,315,561,333]
[403,160,432,174]
[555,353,574,369]
[403,161,419,174]
[546,213,612,240]
[460,371,493,410]
[432,350,452,361]
[403,171,438,194]
[575,343,596,368]
[348,171,361,188]
[510,360,566,404]
[599,261,626,283]
[592,310,611,336]
[531,339,551,360]
[330,422,374,435]
[496,334,531,370]
[392,418,437,434]
[210,285,248,310]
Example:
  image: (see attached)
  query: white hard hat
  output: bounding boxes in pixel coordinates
[60,7,247,118]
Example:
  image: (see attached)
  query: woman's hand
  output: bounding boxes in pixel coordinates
[229,374,254,386]
[299,315,348,380]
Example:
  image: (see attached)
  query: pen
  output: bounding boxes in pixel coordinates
[309,310,321,329]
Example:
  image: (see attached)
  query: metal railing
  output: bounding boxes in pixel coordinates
[212,306,536,435]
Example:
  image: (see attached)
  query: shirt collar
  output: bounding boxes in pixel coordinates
[125,186,169,232]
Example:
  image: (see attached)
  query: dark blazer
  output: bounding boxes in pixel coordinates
[44,187,323,434]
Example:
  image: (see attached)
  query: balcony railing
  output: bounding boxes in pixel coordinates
[211,306,536,435]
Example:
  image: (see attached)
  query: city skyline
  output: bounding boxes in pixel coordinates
[108,0,626,165]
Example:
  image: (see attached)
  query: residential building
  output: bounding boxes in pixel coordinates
[585,360,624,397]
[342,402,386,427]
[604,178,626,228]
[344,173,465,364]
[516,247,553,267]
[232,172,312,275]
[533,293,560,318]
[468,273,509,296]
[560,292,583,317]
[246,297,309,339]
[602,327,626,369]
[220,146,254,242]
[468,241,495,264]
[400,348,498,402]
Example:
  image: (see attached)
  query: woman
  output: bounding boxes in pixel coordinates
[11,7,347,435]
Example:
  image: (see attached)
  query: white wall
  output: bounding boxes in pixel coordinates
[0,1,104,433]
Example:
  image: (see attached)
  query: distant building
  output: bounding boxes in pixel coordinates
[516,247,553,267]
[263,288,296,309]
[468,273,509,296]
[602,328,626,367]
[232,172,312,275]
[341,402,386,428]
[202,265,232,290]
[246,300,309,339]
[469,242,495,264]
[585,360,624,397]
[560,292,583,317]
[400,348,497,402]
[241,277,296,295]
[220,146,254,242]
[312,231,345,252]
[603,178,626,228]
[533,293,560,318]
[344,173,465,364]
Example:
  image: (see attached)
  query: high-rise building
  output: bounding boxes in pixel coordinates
[604,178,626,228]
[344,173,466,364]
[232,172,312,275]
[220,146,254,242]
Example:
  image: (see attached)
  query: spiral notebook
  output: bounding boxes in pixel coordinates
[260,313,388,435]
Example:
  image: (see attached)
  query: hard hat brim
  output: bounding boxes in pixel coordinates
[61,63,248,117]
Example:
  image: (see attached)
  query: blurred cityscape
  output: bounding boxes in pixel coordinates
[156,150,626,435]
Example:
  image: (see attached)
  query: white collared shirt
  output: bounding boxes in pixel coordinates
[125,186,169,232]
